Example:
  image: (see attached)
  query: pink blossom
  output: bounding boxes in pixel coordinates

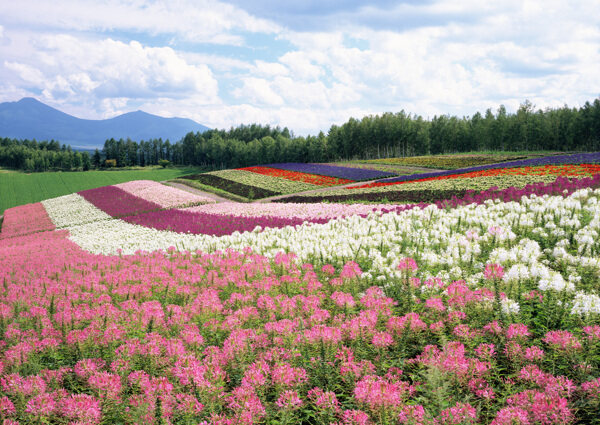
[437,402,477,424]
[484,263,504,280]
[307,387,339,411]
[25,392,56,416]
[397,257,418,273]
[61,393,102,424]
[507,323,531,340]
[275,390,303,410]
[372,331,394,348]
[543,330,582,351]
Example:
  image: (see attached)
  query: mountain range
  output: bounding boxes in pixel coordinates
[0,98,209,149]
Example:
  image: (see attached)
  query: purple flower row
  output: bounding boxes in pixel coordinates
[377,152,600,183]
[78,186,162,218]
[122,209,330,236]
[263,162,396,181]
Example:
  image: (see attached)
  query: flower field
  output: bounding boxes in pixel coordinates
[2,157,600,424]
[261,162,397,181]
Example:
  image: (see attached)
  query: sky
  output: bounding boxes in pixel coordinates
[0,0,599,135]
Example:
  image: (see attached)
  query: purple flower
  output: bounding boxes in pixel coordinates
[263,162,396,180]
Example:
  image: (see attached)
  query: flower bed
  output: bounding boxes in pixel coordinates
[373,152,600,184]
[261,162,396,180]
[3,179,600,423]
[180,173,281,199]
[239,166,354,186]
[183,202,397,220]
[115,180,216,208]
[122,209,329,236]
[356,164,600,189]
[78,185,162,217]
[42,194,112,228]
[0,202,55,239]
[208,169,320,193]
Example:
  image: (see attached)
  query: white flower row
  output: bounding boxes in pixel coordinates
[41,194,112,229]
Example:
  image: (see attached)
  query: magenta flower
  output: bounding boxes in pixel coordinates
[397,257,418,273]
[276,390,303,410]
[484,263,504,280]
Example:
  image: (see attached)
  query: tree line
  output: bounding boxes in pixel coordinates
[0,138,91,172]
[1,98,599,172]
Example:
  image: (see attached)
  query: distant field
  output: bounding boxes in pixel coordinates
[0,167,205,214]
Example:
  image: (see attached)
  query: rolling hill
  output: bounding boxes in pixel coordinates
[0,97,209,149]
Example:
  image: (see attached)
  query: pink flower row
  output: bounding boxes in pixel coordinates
[115,180,215,208]
[0,202,55,239]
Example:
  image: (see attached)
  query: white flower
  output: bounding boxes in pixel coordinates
[571,291,600,316]
[501,298,520,315]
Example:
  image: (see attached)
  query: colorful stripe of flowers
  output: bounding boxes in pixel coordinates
[0,202,55,239]
[262,162,396,180]
[115,180,216,208]
[183,202,397,219]
[239,166,354,186]
[79,185,163,218]
[352,164,600,189]
[373,151,600,185]
[122,209,329,236]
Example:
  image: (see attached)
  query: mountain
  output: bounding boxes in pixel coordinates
[0,98,210,149]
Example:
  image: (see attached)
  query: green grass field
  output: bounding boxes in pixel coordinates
[0,167,205,215]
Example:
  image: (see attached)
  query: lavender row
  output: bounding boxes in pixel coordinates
[262,162,396,181]
[78,186,162,218]
[122,209,330,236]
[377,151,600,183]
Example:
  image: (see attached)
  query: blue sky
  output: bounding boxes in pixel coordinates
[0,0,598,135]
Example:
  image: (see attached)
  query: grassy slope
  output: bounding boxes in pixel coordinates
[0,167,205,215]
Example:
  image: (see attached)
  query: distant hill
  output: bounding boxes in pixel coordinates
[0,98,210,149]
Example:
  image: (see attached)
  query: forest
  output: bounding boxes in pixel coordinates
[1,98,599,172]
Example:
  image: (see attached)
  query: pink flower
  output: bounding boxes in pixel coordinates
[331,291,356,308]
[474,343,496,359]
[543,330,582,351]
[484,263,504,280]
[276,390,303,410]
[322,264,336,275]
[0,396,16,416]
[340,261,362,279]
[398,404,426,424]
[308,387,339,411]
[524,346,545,362]
[397,257,418,273]
[490,406,531,425]
[437,402,477,424]
[507,324,531,340]
[582,325,600,341]
[341,409,372,425]
[372,331,394,348]
[425,297,445,312]
[25,392,56,416]
[61,393,102,424]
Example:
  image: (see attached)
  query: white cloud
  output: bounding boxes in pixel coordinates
[0,0,280,45]
[233,77,284,106]
[3,34,220,108]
